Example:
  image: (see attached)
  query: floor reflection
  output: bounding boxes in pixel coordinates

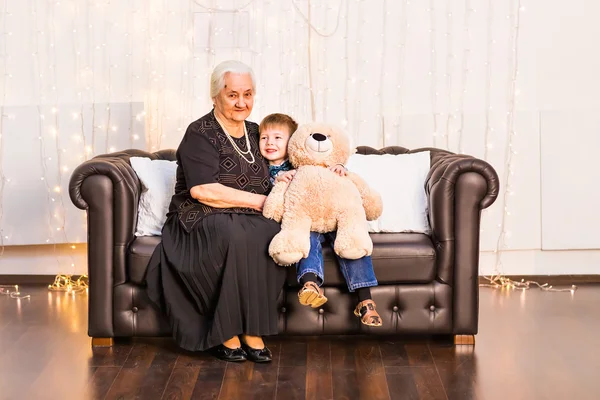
[2,285,599,399]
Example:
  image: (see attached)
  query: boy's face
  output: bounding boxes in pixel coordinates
[259,125,291,165]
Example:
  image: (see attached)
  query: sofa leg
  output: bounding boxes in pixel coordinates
[454,335,475,345]
[91,337,114,347]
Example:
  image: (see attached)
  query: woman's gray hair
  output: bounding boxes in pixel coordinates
[210,60,256,98]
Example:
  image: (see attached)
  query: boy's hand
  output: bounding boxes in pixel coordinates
[275,170,297,184]
[329,164,347,177]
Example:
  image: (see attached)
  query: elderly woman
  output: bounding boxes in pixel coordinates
[145,60,285,363]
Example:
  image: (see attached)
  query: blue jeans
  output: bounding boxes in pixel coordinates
[296,231,378,292]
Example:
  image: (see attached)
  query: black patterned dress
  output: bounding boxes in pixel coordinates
[145,109,286,351]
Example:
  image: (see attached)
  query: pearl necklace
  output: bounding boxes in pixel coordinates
[215,114,255,164]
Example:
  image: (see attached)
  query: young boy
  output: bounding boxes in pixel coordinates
[258,113,382,327]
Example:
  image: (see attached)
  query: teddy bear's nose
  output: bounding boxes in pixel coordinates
[311,133,327,142]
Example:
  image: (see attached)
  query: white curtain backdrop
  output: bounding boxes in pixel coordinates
[2,0,599,275]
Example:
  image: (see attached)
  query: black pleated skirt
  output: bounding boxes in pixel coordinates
[145,212,286,351]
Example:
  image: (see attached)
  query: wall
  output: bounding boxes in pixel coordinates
[0,0,598,275]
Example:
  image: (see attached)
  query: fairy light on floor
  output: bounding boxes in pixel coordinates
[0,285,31,299]
[48,273,88,294]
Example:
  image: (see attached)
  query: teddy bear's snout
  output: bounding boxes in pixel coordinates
[306,132,333,155]
[311,133,327,142]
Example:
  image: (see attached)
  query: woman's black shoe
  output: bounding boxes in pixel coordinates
[240,341,272,363]
[209,344,247,362]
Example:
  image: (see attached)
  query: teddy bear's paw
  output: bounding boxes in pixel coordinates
[262,206,282,222]
[334,230,372,260]
[269,229,310,265]
[272,251,305,266]
[337,248,368,260]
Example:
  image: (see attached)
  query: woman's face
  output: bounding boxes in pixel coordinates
[213,72,254,123]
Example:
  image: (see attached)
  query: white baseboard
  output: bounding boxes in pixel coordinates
[479,250,600,275]
[0,244,88,275]
[1,245,599,276]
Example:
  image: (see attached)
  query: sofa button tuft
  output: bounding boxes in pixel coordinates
[318,309,324,315]
[392,306,399,312]
[281,307,287,313]
[429,305,436,312]
[132,307,139,313]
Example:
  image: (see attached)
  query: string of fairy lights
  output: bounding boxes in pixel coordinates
[456,0,472,154]
[428,0,440,149]
[0,0,8,256]
[0,0,579,296]
[394,0,408,145]
[479,0,574,293]
[443,1,454,151]
[378,0,387,146]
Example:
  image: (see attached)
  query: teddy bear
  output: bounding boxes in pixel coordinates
[262,122,383,266]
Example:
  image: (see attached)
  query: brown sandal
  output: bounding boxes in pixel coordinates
[298,282,328,308]
[354,300,383,327]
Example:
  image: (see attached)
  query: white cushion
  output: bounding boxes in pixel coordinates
[346,152,431,234]
[130,157,177,236]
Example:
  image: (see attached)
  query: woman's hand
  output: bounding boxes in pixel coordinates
[252,194,267,212]
[329,164,347,177]
[275,170,297,184]
[191,183,269,211]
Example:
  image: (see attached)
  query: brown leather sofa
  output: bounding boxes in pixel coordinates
[69,146,499,346]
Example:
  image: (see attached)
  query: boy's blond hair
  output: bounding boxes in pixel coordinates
[259,113,298,136]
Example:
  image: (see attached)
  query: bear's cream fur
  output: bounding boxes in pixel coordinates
[263,123,383,266]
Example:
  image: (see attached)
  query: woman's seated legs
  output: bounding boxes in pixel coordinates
[240,334,264,349]
[223,336,242,349]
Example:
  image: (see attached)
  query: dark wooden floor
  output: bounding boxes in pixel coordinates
[1,285,599,400]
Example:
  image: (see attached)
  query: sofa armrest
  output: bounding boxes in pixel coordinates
[425,151,499,334]
[70,152,144,283]
[69,152,142,338]
[68,149,175,338]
